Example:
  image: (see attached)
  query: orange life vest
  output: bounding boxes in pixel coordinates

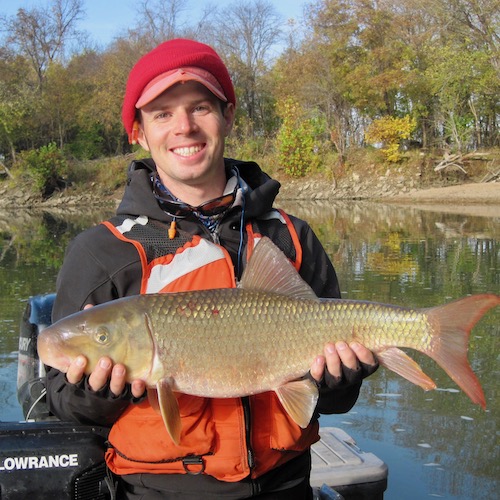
[101,212,319,481]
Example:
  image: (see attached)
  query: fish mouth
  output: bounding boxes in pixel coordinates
[37,331,73,372]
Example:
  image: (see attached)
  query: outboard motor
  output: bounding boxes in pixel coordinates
[1,294,113,499]
[17,293,56,420]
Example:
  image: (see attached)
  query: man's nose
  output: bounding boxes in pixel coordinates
[173,110,196,133]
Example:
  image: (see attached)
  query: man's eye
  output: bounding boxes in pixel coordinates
[193,105,210,114]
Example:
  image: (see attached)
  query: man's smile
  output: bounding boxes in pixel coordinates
[171,144,205,157]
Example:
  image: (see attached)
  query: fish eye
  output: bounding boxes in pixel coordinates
[94,326,110,344]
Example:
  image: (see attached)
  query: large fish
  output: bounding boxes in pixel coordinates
[38,237,499,445]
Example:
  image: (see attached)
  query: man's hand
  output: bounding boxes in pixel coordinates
[310,342,378,386]
[65,355,146,398]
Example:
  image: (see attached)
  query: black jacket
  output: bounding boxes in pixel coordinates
[46,158,366,496]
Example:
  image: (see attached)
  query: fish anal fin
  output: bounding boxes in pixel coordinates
[275,378,319,428]
[240,237,319,301]
[377,347,436,391]
[156,378,181,445]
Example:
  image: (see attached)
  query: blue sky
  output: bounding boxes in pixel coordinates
[2,0,306,48]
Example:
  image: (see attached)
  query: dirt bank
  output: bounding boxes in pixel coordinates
[275,177,499,217]
[389,182,500,203]
[1,171,498,215]
[384,183,500,218]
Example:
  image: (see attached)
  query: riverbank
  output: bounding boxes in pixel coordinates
[0,160,498,211]
[277,177,500,204]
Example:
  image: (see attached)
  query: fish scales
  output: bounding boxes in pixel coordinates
[140,290,434,398]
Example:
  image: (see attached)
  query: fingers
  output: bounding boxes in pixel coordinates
[309,341,378,384]
[88,357,114,392]
[66,355,88,384]
[131,380,147,399]
[310,355,326,382]
[350,342,377,366]
[108,365,145,398]
[67,355,145,398]
[109,363,127,396]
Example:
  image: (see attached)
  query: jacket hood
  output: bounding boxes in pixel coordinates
[116,158,281,222]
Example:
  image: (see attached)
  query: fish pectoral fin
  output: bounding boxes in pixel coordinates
[156,378,181,445]
[377,347,436,391]
[275,378,319,428]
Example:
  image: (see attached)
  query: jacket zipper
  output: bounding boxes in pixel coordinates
[242,396,255,469]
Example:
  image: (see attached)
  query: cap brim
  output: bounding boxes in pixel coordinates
[136,67,228,108]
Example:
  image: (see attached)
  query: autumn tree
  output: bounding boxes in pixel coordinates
[85,39,148,155]
[276,97,322,176]
[0,52,40,161]
[365,115,416,162]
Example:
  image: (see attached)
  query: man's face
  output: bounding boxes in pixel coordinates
[137,81,235,200]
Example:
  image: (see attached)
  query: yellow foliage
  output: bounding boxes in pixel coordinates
[365,115,416,162]
[367,232,419,276]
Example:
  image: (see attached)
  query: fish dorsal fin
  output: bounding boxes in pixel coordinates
[240,237,318,301]
[275,378,319,428]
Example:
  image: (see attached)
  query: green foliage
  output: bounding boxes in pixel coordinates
[365,115,416,163]
[66,123,105,160]
[18,143,68,196]
[0,0,498,169]
[276,98,322,177]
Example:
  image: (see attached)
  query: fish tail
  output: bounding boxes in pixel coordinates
[424,293,499,409]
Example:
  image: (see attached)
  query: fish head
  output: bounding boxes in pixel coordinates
[37,298,155,382]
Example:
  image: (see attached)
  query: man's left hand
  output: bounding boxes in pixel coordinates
[310,342,378,386]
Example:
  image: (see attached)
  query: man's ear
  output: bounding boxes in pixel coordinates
[136,121,150,151]
[223,102,236,137]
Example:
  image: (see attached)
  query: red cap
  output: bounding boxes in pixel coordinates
[122,39,236,143]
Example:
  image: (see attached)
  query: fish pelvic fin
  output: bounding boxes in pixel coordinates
[275,378,319,428]
[377,347,436,391]
[147,387,160,413]
[424,293,500,410]
[239,237,319,301]
[156,378,181,445]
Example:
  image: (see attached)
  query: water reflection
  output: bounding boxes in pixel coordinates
[0,202,498,500]
[0,207,115,422]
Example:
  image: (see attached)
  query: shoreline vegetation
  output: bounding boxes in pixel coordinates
[0,149,499,212]
[2,0,498,219]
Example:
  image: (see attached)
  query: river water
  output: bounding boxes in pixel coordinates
[0,201,498,499]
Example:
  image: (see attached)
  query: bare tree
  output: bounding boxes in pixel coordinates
[134,0,188,45]
[130,0,218,47]
[212,0,283,135]
[4,0,84,87]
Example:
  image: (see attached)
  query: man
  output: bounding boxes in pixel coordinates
[46,39,377,499]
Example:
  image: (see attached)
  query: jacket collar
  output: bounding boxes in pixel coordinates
[116,157,281,223]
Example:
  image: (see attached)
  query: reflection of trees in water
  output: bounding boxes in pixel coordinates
[278,201,499,305]
[0,208,114,266]
[0,208,115,359]
[280,200,499,241]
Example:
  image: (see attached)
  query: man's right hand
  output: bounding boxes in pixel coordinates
[66,355,146,398]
